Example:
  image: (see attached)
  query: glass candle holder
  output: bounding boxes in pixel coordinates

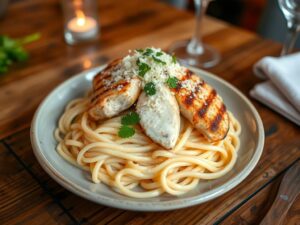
[62,0,100,45]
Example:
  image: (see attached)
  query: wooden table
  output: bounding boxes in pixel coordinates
[0,0,299,224]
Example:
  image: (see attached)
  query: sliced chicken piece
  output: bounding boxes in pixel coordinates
[89,59,141,120]
[136,85,180,149]
[173,68,230,142]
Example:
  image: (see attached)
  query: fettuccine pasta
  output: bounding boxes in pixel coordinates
[55,97,241,198]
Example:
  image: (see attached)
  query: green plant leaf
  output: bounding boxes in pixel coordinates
[172,55,177,64]
[166,76,178,88]
[118,125,135,138]
[152,55,166,65]
[121,112,140,125]
[137,59,151,77]
[144,82,156,96]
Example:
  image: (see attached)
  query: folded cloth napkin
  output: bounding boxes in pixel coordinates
[250,81,300,125]
[251,53,300,125]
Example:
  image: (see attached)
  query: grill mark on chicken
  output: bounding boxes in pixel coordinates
[210,104,226,132]
[174,77,204,93]
[91,86,110,103]
[93,76,113,92]
[183,86,202,106]
[194,85,202,94]
[95,72,111,81]
[179,71,192,82]
[93,73,113,87]
[94,83,105,92]
[186,69,193,78]
[197,89,216,118]
[175,82,182,92]
[92,77,130,102]
[93,58,122,87]
[184,93,195,106]
[90,81,130,104]
[104,58,121,70]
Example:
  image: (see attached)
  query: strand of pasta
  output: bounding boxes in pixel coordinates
[55,98,241,198]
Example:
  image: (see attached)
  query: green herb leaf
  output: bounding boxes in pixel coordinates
[143,48,154,56]
[121,112,140,125]
[118,125,135,138]
[172,55,177,64]
[7,47,28,62]
[166,77,179,88]
[136,49,144,53]
[144,82,156,96]
[156,52,163,56]
[0,36,17,49]
[17,33,41,45]
[137,59,151,77]
[0,33,40,74]
[152,55,166,65]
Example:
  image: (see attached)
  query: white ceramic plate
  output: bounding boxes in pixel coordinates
[31,66,264,211]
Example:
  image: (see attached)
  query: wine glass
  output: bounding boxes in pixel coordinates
[278,0,300,55]
[168,0,220,68]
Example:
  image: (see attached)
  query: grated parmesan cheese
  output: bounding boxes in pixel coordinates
[106,47,205,102]
[110,47,185,88]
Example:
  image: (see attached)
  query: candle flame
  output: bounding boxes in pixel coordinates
[75,10,86,26]
[83,59,92,69]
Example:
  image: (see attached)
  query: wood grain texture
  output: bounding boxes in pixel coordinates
[0,0,192,85]
[260,161,300,225]
[283,195,300,225]
[216,160,300,225]
[1,0,300,224]
[0,142,73,225]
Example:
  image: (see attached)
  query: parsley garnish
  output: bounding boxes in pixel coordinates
[136,49,144,53]
[156,52,163,56]
[144,82,156,96]
[172,55,177,64]
[118,112,141,138]
[121,112,140,125]
[118,125,135,138]
[166,77,179,88]
[137,58,151,77]
[143,48,154,56]
[152,55,166,65]
[0,33,40,74]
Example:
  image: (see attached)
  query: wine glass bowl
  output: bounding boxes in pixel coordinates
[278,0,300,55]
[279,0,300,21]
[169,40,220,68]
[168,0,220,68]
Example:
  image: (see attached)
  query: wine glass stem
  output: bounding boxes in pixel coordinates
[281,21,299,56]
[187,0,210,55]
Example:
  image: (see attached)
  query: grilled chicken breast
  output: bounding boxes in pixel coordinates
[173,69,230,142]
[89,59,141,120]
[136,85,180,149]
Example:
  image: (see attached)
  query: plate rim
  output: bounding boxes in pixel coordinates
[30,65,264,211]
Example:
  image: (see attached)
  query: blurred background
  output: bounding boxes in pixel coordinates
[0,0,299,48]
[163,0,300,48]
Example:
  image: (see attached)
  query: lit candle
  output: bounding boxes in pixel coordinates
[67,10,98,40]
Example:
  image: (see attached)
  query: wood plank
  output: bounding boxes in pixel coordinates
[0,142,74,225]
[217,161,300,225]
[0,0,191,86]
[4,130,129,224]
[284,195,300,225]
[259,161,300,225]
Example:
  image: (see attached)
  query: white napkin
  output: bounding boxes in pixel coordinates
[250,81,300,125]
[251,53,300,125]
